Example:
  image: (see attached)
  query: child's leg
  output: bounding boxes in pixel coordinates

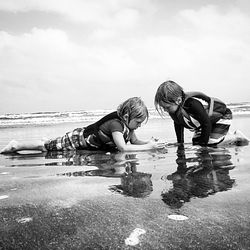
[208,112,232,146]
[0,139,47,154]
[234,129,250,141]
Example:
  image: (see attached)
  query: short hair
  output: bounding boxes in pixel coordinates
[154,80,184,115]
[117,97,149,122]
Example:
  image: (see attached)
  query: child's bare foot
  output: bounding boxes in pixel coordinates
[234,130,250,140]
[0,140,19,154]
[234,130,249,146]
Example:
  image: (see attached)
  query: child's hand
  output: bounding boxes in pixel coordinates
[148,140,167,149]
[150,137,167,145]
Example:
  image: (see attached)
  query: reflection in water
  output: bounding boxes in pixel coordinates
[54,151,153,198]
[45,150,99,166]
[109,172,153,198]
[45,150,139,167]
[161,145,236,209]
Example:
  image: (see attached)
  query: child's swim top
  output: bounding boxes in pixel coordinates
[84,111,130,149]
[169,92,230,145]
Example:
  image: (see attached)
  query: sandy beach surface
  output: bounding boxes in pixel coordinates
[1,117,250,249]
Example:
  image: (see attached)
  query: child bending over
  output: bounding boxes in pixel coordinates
[1,97,165,154]
[154,80,249,147]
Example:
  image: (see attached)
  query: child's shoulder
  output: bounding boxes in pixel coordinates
[102,118,124,132]
[184,97,207,114]
[184,96,202,106]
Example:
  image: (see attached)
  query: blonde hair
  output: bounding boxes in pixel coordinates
[154,80,184,115]
[117,97,149,122]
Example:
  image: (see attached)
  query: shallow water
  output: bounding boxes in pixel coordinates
[0,117,250,205]
[1,117,250,249]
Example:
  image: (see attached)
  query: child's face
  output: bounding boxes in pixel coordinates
[162,102,179,114]
[162,97,182,114]
[128,117,145,130]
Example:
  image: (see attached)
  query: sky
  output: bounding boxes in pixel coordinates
[0,0,250,114]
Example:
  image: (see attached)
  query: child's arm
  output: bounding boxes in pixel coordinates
[129,131,150,145]
[174,122,184,143]
[112,131,165,152]
[130,131,168,145]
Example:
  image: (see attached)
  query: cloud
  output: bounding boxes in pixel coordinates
[173,5,250,87]
[0,28,72,86]
[0,0,154,27]
[177,5,250,38]
[0,27,146,112]
[0,3,250,113]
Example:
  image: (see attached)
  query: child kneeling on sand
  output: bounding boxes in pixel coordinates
[154,80,249,147]
[1,97,165,154]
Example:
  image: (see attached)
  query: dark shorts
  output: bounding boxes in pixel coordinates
[44,128,88,151]
[193,108,232,146]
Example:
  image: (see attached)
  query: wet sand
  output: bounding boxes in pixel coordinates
[1,117,250,249]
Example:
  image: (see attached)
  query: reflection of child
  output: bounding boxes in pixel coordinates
[58,156,153,198]
[58,153,139,177]
[155,80,249,146]
[84,159,138,177]
[162,146,235,208]
[110,172,153,198]
[1,97,165,154]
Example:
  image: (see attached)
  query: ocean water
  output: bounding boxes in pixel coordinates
[1,102,250,128]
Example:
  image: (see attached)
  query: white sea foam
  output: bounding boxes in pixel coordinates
[0,103,249,128]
